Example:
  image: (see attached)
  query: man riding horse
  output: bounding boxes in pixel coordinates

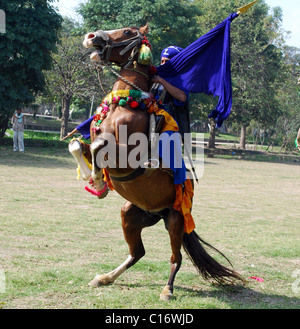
[61,2,259,299]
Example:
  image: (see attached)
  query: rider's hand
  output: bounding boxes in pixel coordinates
[151,75,161,84]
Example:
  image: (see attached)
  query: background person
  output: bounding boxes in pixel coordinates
[12,108,25,152]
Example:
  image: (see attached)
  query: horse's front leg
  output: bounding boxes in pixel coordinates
[89,201,160,287]
[68,139,92,180]
[89,255,135,287]
[160,209,184,301]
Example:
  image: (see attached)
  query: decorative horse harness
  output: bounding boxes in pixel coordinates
[96,29,144,69]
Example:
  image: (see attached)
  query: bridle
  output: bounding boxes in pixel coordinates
[94,28,148,92]
[97,29,144,69]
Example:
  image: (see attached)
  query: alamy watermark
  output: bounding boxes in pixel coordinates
[0,10,6,34]
[92,129,204,180]
[0,269,5,293]
[292,269,300,295]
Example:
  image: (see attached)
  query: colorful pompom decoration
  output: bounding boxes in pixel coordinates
[92,89,155,128]
[130,90,142,98]
[119,99,127,106]
[138,44,153,65]
[130,101,139,109]
[149,66,157,75]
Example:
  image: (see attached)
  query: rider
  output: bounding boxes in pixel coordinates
[151,46,190,139]
[149,46,190,185]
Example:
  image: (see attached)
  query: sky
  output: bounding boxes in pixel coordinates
[52,0,300,48]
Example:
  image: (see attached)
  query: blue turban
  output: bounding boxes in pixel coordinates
[161,46,183,60]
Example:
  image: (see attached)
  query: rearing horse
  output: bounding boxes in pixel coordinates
[68,23,243,300]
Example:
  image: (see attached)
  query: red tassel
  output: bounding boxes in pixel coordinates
[84,183,108,197]
[149,66,157,75]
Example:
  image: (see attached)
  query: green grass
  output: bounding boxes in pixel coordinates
[0,145,299,309]
[5,129,79,141]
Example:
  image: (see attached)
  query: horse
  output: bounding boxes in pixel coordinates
[67,23,244,300]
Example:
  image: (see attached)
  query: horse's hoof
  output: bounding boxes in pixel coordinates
[89,275,113,287]
[88,277,102,287]
[160,292,172,301]
[160,285,173,301]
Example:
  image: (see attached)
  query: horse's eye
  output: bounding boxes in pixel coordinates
[123,30,131,35]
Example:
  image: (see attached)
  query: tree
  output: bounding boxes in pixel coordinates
[195,0,286,149]
[272,46,300,151]
[230,2,285,149]
[44,18,112,139]
[0,0,61,137]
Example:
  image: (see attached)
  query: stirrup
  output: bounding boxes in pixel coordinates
[144,158,159,168]
[155,115,165,133]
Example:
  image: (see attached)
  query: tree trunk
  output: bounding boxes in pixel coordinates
[207,117,216,149]
[0,115,9,138]
[240,124,247,149]
[60,95,72,139]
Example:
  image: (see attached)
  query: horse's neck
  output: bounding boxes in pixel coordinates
[113,63,149,92]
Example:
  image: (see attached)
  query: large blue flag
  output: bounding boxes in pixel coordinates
[156,12,238,127]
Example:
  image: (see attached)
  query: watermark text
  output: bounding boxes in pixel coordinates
[0,269,5,293]
[92,128,204,180]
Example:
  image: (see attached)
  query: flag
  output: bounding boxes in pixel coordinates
[156,12,239,127]
[76,116,94,139]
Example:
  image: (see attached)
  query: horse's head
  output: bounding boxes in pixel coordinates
[83,23,149,67]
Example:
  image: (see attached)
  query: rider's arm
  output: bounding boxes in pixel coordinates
[152,76,187,103]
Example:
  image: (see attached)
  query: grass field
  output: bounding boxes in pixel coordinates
[0,145,299,309]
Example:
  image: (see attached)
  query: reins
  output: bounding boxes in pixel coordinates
[96,63,145,92]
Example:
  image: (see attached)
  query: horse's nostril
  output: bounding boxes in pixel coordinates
[87,33,95,40]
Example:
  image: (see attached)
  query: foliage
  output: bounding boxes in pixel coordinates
[193,0,287,148]
[0,0,62,137]
[43,18,114,138]
[271,46,300,150]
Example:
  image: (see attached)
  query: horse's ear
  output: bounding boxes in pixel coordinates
[139,22,149,35]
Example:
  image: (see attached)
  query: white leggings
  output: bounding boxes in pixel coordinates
[13,131,24,152]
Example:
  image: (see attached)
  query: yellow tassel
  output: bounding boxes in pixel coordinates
[77,165,81,180]
[138,44,153,65]
[83,155,92,170]
[111,90,130,98]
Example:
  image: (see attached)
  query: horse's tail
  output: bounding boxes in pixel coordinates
[182,230,244,284]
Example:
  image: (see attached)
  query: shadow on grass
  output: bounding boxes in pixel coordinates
[116,282,300,309]
[203,146,300,166]
[0,145,73,169]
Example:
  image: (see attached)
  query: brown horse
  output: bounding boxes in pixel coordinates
[68,23,244,300]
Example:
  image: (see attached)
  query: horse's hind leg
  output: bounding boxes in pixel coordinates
[89,201,160,287]
[160,209,184,301]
